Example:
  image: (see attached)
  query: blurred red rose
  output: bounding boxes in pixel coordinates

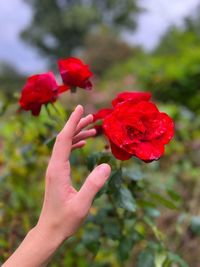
[19,72,69,116]
[58,57,93,90]
[94,91,174,162]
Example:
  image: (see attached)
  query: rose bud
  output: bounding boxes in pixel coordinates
[58,57,93,91]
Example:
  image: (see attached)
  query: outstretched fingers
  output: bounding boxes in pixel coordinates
[50,105,84,163]
[71,128,96,150]
[72,140,86,150]
[75,114,94,135]
[72,129,96,144]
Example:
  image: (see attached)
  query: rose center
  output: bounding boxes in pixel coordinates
[126,126,141,140]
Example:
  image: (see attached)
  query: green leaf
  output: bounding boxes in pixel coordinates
[137,200,156,209]
[116,187,137,212]
[144,217,163,241]
[104,220,121,240]
[145,207,161,218]
[95,184,108,199]
[108,169,122,192]
[96,167,122,198]
[163,257,173,267]
[149,192,178,210]
[125,169,144,181]
[190,216,200,236]
[168,252,189,267]
[82,228,101,255]
[155,252,167,267]
[0,100,8,116]
[167,189,181,202]
[86,153,99,171]
[98,152,112,165]
[86,152,112,171]
[137,250,154,267]
[118,236,133,262]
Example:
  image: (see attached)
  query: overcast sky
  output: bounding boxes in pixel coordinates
[0,0,199,74]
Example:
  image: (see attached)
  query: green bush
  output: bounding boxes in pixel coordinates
[104,32,200,114]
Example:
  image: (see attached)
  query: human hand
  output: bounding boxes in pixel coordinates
[36,105,111,244]
[3,105,111,267]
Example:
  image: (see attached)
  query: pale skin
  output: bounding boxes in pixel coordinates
[3,105,111,267]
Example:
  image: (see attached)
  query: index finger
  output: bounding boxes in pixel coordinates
[50,105,84,163]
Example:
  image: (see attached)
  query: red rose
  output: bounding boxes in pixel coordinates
[19,72,69,116]
[112,91,151,107]
[94,91,174,162]
[93,108,113,122]
[93,92,152,122]
[93,125,104,137]
[58,57,93,90]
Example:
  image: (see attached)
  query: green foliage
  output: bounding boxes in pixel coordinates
[137,250,154,267]
[184,4,200,39]
[84,29,135,76]
[190,216,200,236]
[116,187,136,212]
[105,32,200,113]
[0,62,25,99]
[21,0,141,62]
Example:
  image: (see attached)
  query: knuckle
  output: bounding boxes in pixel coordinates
[56,132,64,142]
[72,207,86,220]
[56,130,71,143]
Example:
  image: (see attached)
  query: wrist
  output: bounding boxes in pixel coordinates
[32,223,65,251]
[3,224,65,267]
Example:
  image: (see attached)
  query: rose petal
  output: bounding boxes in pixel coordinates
[133,141,165,162]
[158,113,174,144]
[114,101,159,122]
[110,141,132,160]
[103,114,127,148]
[112,91,151,107]
[31,104,42,116]
[58,85,70,93]
[93,108,113,122]
[93,125,103,136]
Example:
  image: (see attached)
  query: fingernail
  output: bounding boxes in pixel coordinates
[75,105,83,111]
[91,128,96,134]
[89,114,94,120]
[96,164,111,177]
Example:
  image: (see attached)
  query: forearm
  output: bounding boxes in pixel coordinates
[2,226,63,267]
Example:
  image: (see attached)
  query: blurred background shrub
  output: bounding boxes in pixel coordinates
[83,28,137,76]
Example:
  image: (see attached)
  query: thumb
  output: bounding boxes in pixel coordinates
[77,163,111,205]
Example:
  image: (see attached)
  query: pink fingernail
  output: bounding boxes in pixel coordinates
[97,164,111,177]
